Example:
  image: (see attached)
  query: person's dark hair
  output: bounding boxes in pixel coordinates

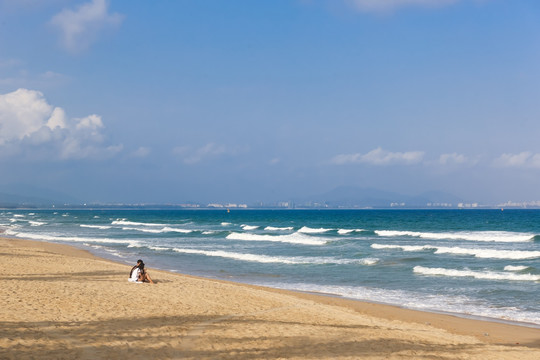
[137,259,143,264]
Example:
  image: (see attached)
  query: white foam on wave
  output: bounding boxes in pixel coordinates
[226,232,327,246]
[5,229,140,247]
[264,282,540,325]
[361,258,380,265]
[121,226,192,234]
[112,220,168,227]
[298,226,332,234]
[80,224,113,230]
[171,247,376,265]
[372,244,431,252]
[375,230,534,243]
[337,229,364,235]
[29,221,46,226]
[264,226,294,231]
[202,231,217,235]
[504,265,530,272]
[221,222,232,226]
[414,266,540,282]
[371,243,540,260]
[84,244,126,258]
[241,224,259,230]
[13,214,25,218]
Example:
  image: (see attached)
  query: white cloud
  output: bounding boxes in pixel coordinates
[331,147,425,165]
[438,152,468,165]
[0,88,121,160]
[348,0,460,13]
[173,143,239,164]
[50,0,123,53]
[494,152,540,169]
[132,146,151,158]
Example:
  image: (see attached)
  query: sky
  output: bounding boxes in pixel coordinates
[1,0,540,205]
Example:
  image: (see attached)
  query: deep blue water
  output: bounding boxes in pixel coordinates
[2,209,539,326]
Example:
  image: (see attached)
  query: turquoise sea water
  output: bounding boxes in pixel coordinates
[2,209,539,326]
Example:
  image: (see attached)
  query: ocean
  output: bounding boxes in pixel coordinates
[2,209,539,327]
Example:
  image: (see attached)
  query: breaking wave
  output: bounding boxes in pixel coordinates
[226,232,327,245]
[298,226,332,234]
[374,230,535,243]
[371,244,540,260]
[414,266,540,282]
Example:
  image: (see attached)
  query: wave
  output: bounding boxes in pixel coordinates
[226,232,327,246]
[337,229,364,235]
[80,224,113,230]
[375,230,535,243]
[84,244,127,258]
[264,226,294,231]
[221,222,232,226]
[5,229,140,246]
[13,214,25,218]
[29,221,46,226]
[112,220,167,227]
[414,266,540,282]
[266,282,540,325]
[122,226,192,234]
[504,265,530,272]
[298,226,332,234]
[361,258,379,265]
[371,244,540,260]
[241,224,259,230]
[171,247,377,265]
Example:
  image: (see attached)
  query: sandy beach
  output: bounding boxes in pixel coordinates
[1,236,538,359]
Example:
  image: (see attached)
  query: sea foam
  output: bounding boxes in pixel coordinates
[241,224,259,230]
[171,248,377,265]
[6,229,140,247]
[264,226,294,231]
[226,232,327,245]
[375,230,535,243]
[298,226,332,234]
[112,220,167,227]
[371,243,540,260]
[413,266,540,282]
[121,226,192,234]
[80,224,113,230]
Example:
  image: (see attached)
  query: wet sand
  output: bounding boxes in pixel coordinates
[1,237,538,359]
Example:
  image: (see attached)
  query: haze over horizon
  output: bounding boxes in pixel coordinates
[1,0,539,205]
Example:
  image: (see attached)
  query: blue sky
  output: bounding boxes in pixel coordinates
[1,0,540,204]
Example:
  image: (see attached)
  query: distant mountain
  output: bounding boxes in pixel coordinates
[294,186,463,208]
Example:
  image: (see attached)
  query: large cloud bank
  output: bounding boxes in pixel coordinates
[0,88,121,160]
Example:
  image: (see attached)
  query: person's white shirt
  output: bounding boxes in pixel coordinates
[128,267,141,283]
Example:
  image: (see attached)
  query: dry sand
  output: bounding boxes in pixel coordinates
[0,236,538,359]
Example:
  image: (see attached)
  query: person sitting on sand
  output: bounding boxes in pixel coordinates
[128,259,155,284]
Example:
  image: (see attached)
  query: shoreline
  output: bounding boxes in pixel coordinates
[2,236,539,359]
[6,231,539,332]
[75,236,540,332]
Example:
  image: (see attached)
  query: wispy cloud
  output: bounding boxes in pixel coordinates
[494,152,540,169]
[173,143,239,164]
[131,146,151,158]
[50,0,123,53]
[438,152,468,165]
[0,88,122,160]
[347,0,460,13]
[331,147,425,165]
